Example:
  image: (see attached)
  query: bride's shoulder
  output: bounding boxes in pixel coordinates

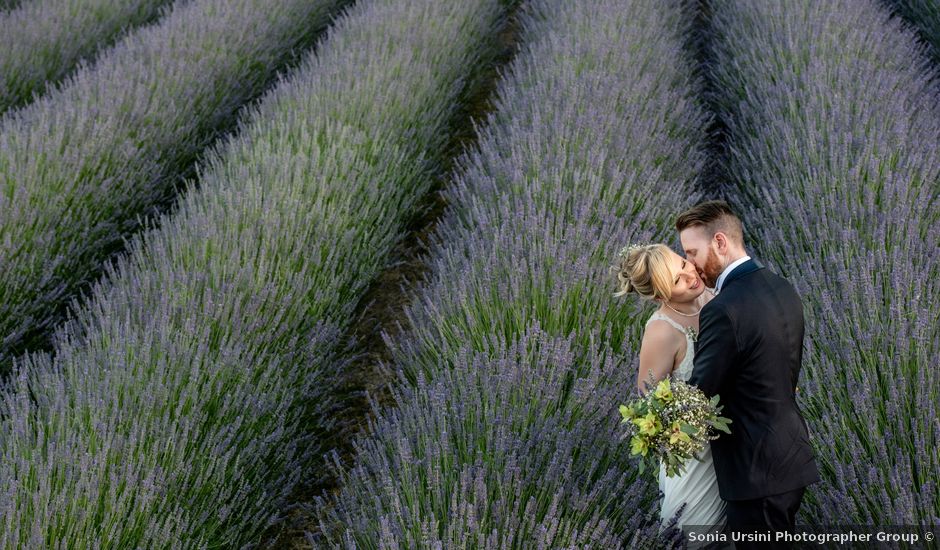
[641,315,683,347]
[638,317,683,378]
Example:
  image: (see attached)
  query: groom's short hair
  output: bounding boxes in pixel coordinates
[675,200,745,247]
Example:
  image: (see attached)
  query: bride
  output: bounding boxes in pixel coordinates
[613,243,728,547]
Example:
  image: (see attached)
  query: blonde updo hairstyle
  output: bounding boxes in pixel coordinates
[611,243,674,302]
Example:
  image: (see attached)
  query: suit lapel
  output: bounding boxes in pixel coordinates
[721,259,763,290]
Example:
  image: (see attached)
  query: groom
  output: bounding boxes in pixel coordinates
[676,200,820,548]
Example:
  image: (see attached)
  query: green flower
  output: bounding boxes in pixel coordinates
[618,404,636,423]
[669,421,692,445]
[653,378,673,402]
[630,435,649,456]
[633,412,661,436]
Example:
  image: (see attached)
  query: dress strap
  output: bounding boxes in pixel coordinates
[646,311,689,336]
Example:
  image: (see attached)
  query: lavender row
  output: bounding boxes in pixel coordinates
[317,0,710,545]
[890,0,940,59]
[326,326,663,548]
[0,0,176,114]
[0,0,510,545]
[706,0,940,525]
[0,0,346,368]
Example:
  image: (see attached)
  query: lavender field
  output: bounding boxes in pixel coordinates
[706,0,940,529]
[0,0,937,548]
[0,0,348,368]
[891,0,940,59]
[316,0,709,544]
[0,0,177,115]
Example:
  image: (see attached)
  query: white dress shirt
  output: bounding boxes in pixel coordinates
[715,255,751,294]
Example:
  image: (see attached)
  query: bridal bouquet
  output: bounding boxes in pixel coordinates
[619,374,731,478]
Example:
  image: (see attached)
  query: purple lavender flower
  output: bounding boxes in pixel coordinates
[0,0,178,114]
[0,0,348,367]
[889,0,940,60]
[317,0,709,545]
[0,0,511,545]
[706,0,940,526]
[320,327,676,548]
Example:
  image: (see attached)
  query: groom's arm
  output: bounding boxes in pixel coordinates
[688,302,738,397]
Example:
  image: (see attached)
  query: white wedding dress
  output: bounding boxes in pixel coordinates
[647,312,728,548]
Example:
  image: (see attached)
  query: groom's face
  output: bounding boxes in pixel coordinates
[679,227,724,289]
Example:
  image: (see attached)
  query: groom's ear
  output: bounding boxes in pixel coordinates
[713,231,730,252]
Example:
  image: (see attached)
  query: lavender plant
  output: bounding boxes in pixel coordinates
[0,0,347,369]
[318,0,710,545]
[322,327,673,548]
[705,0,940,526]
[0,0,510,544]
[391,0,709,386]
[889,0,940,60]
[0,0,177,114]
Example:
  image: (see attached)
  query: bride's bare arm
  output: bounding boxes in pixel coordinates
[637,322,679,394]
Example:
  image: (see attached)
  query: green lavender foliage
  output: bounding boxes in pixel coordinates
[706,0,940,525]
[0,0,346,368]
[392,0,708,386]
[318,0,710,545]
[0,0,178,114]
[0,0,511,545]
[321,327,676,548]
[889,0,940,60]
[0,0,23,11]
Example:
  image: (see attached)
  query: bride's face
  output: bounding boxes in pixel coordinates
[679,226,723,289]
[665,249,706,303]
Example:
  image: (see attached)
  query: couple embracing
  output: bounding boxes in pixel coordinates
[614,201,821,549]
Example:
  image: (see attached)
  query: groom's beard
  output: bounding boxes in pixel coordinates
[699,248,723,289]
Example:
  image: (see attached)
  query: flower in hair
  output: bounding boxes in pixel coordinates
[619,243,645,257]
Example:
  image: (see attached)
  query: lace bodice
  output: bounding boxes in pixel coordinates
[645,311,695,381]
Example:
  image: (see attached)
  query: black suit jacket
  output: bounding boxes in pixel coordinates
[689,259,821,501]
